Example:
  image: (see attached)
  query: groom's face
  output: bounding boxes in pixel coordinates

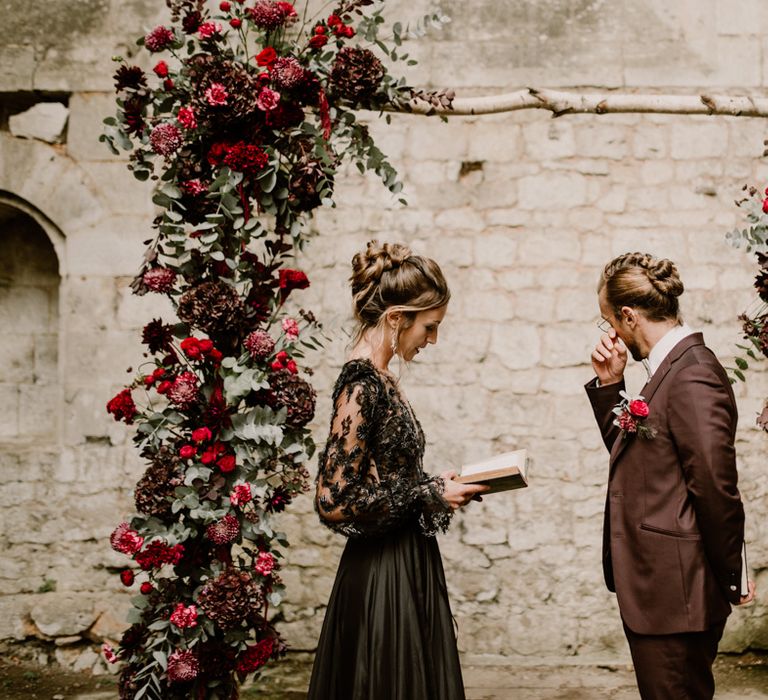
[598,291,645,361]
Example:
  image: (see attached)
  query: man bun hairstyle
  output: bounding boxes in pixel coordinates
[600,252,684,321]
[349,240,450,342]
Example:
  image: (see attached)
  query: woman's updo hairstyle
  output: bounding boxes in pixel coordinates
[350,240,450,342]
[599,252,684,321]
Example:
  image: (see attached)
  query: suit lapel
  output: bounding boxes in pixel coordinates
[608,333,705,468]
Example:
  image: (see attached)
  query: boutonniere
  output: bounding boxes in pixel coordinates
[613,391,656,440]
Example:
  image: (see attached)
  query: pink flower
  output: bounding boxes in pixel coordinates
[244,330,275,360]
[183,179,208,196]
[230,483,252,507]
[198,21,223,39]
[281,317,299,340]
[144,26,175,52]
[168,371,199,409]
[170,603,198,629]
[150,123,183,156]
[177,106,198,129]
[143,266,177,293]
[256,87,281,112]
[618,412,638,434]
[110,522,145,555]
[254,551,276,576]
[628,400,649,418]
[205,82,229,106]
[102,643,118,664]
[272,56,304,90]
[167,649,199,683]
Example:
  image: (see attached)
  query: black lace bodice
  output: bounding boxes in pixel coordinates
[315,359,452,538]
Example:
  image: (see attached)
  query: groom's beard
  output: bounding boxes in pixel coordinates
[626,338,644,362]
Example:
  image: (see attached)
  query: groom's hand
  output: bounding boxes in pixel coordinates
[591,328,627,386]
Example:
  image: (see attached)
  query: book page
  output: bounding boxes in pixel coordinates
[461,449,527,478]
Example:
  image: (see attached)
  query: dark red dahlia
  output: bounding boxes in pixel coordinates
[114,65,147,92]
[246,0,297,30]
[122,95,147,136]
[182,10,204,33]
[167,649,200,682]
[266,486,291,513]
[235,638,275,674]
[279,268,309,301]
[271,56,304,90]
[144,25,175,52]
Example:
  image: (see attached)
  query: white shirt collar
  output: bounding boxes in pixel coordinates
[646,323,695,377]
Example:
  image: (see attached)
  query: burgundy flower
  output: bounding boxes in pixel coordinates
[244,330,275,360]
[206,514,240,544]
[142,319,174,354]
[122,95,147,136]
[107,388,137,424]
[235,638,274,673]
[102,643,118,664]
[135,540,185,570]
[111,522,145,555]
[182,179,208,196]
[150,123,183,156]
[167,649,200,683]
[205,82,229,106]
[177,106,198,129]
[120,569,135,586]
[223,141,269,176]
[168,371,200,409]
[144,26,175,52]
[140,582,154,595]
[618,412,638,434]
[113,65,147,91]
[247,0,297,30]
[143,266,177,292]
[266,487,291,513]
[192,427,212,443]
[271,56,304,90]
[279,268,309,301]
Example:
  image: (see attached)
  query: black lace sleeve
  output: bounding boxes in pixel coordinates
[315,363,451,538]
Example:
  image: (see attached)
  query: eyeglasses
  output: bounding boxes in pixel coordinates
[596,318,612,333]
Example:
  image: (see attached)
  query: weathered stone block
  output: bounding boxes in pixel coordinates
[518,172,587,210]
[9,102,69,144]
[574,124,630,160]
[489,324,541,370]
[671,122,729,160]
[30,593,98,637]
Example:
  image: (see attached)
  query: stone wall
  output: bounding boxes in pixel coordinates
[0,0,767,672]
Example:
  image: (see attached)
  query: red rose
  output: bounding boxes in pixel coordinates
[156,379,173,394]
[192,427,212,443]
[762,198,768,214]
[163,78,174,91]
[208,348,223,364]
[628,400,649,418]
[180,444,197,459]
[327,14,341,26]
[140,582,154,595]
[153,60,169,77]
[270,360,283,371]
[201,442,225,465]
[219,0,231,9]
[217,454,236,473]
[230,18,242,28]
[308,34,328,49]
[256,47,277,68]
[285,359,298,375]
[120,570,135,586]
[314,24,326,34]
[181,337,202,359]
[107,388,137,424]
[198,339,214,354]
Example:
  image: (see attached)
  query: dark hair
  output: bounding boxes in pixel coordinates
[599,252,684,321]
[349,240,450,343]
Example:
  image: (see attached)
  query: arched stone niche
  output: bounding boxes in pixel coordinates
[0,195,61,442]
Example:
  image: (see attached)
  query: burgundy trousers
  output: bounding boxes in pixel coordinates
[622,620,726,700]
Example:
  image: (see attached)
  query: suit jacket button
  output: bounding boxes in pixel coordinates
[730,585,737,591]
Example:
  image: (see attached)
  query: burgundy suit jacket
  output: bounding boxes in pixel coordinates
[585,333,745,635]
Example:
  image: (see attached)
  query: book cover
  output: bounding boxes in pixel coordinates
[456,448,529,494]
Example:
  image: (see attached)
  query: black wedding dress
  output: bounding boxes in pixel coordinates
[308,359,465,700]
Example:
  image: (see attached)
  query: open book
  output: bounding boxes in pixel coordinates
[455,449,529,494]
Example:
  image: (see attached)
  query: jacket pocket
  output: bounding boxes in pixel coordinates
[639,523,701,540]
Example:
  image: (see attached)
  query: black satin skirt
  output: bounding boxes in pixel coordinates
[307,527,465,700]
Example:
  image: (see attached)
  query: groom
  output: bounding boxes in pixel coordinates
[584,252,755,700]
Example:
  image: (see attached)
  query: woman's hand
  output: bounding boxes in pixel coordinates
[737,579,756,606]
[439,471,490,510]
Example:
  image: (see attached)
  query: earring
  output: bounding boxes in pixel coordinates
[390,331,398,356]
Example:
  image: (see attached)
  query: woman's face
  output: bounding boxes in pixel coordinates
[397,305,448,361]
